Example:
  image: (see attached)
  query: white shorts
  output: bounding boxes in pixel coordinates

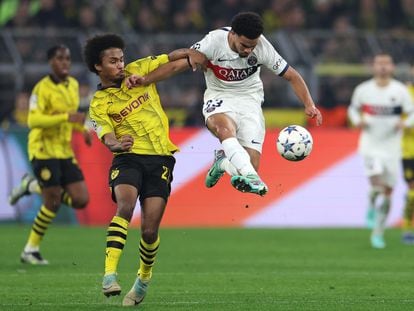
[202,97,265,153]
[362,156,400,187]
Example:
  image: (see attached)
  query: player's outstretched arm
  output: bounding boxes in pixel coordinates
[125,49,207,89]
[282,66,323,126]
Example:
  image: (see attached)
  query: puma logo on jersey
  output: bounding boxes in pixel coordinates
[110,92,150,123]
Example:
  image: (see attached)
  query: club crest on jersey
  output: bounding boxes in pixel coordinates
[111,169,119,180]
[247,55,257,66]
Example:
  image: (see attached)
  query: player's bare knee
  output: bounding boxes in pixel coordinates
[71,197,89,209]
[141,229,158,244]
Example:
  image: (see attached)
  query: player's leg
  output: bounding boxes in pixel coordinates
[401,159,414,244]
[9,173,41,205]
[60,159,89,209]
[227,107,268,195]
[21,185,62,264]
[123,155,174,306]
[369,158,397,249]
[363,157,384,229]
[103,183,137,297]
[21,159,62,264]
[123,197,165,306]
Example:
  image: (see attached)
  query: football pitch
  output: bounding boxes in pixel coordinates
[1,225,414,310]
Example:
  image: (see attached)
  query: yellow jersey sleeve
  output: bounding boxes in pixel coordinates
[89,98,116,140]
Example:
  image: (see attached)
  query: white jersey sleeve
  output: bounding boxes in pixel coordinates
[255,35,289,76]
[348,84,363,126]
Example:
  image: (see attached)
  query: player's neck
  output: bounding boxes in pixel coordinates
[374,77,391,87]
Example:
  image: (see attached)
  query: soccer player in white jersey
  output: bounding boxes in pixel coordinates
[127,12,322,196]
[348,53,414,249]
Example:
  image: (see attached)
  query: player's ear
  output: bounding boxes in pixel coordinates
[94,63,102,73]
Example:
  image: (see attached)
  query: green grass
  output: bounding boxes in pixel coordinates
[1,226,414,310]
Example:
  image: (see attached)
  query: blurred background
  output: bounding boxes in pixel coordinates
[0,0,413,227]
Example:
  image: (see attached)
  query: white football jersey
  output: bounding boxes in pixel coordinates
[348,78,414,158]
[191,27,289,104]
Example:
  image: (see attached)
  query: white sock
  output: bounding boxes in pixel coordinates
[221,138,256,176]
[24,244,39,253]
[373,195,391,236]
[220,158,239,176]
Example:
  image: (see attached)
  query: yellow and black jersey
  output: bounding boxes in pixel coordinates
[89,54,178,156]
[403,84,414,159]
[28,75,80,160]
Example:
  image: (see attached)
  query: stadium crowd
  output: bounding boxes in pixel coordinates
[2,0,414,33]
[1,0,414,128]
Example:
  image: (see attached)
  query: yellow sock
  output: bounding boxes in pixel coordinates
[138,236,160,281]
[27,205,56,248]
[402,190,414,231]
[61,191,72,206]
[105,216,129,275]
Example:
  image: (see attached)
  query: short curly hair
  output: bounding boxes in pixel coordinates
[231,12,263,39]
[47,44,69,60]
[83,33,125,74]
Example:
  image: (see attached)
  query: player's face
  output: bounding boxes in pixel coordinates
[372,54,394,78]
[230,32,259,58]
[49,48,71,79]
[96,48,125,83]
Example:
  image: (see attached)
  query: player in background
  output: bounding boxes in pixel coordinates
[8,45,92,264]
[83,33,205,306]
[348,53,414,249]
[401,79,414,244]
[126,12,322,196]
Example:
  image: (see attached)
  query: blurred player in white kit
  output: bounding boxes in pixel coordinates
[348,53,414,249]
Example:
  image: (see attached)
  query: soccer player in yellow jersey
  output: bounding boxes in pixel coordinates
[402,83,414,244]
[8,45,92,264]
[83,33,206,306]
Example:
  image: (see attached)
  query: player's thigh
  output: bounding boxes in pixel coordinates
[60,158,88,201]
[64,180,89,207]
[139,155,176,204]
[31,158,62,188]
[109,154,143,203]
[206,112,237,139]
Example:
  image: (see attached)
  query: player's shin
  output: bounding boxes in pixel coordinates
[402,190,414,231]
[105,216,129,275]
[138,236,160,281]
[26,205,56,250]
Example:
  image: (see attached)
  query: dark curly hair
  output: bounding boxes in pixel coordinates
[83,33,125,74]
[231,12,263,39]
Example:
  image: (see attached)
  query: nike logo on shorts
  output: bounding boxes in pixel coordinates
[251,139,261,144]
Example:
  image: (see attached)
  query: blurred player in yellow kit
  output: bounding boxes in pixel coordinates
[83,33,205,306]
[401,82,414,244]
[8,45,92,264]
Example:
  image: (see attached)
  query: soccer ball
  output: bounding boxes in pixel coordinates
[276,125,313,161]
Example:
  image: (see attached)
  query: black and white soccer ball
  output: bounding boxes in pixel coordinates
[276,125,313,161]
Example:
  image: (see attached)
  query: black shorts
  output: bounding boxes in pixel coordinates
[402,159,414,183]
[109,153,176,204]
[31,158,84,188]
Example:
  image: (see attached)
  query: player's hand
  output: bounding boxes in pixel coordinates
[395,119,405,131]
[125,75,146,89]
[305,105,323,126]
[119,134,134,151]
[68,112,86,124]
[83,130,93,147]
[188,49,208,72]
